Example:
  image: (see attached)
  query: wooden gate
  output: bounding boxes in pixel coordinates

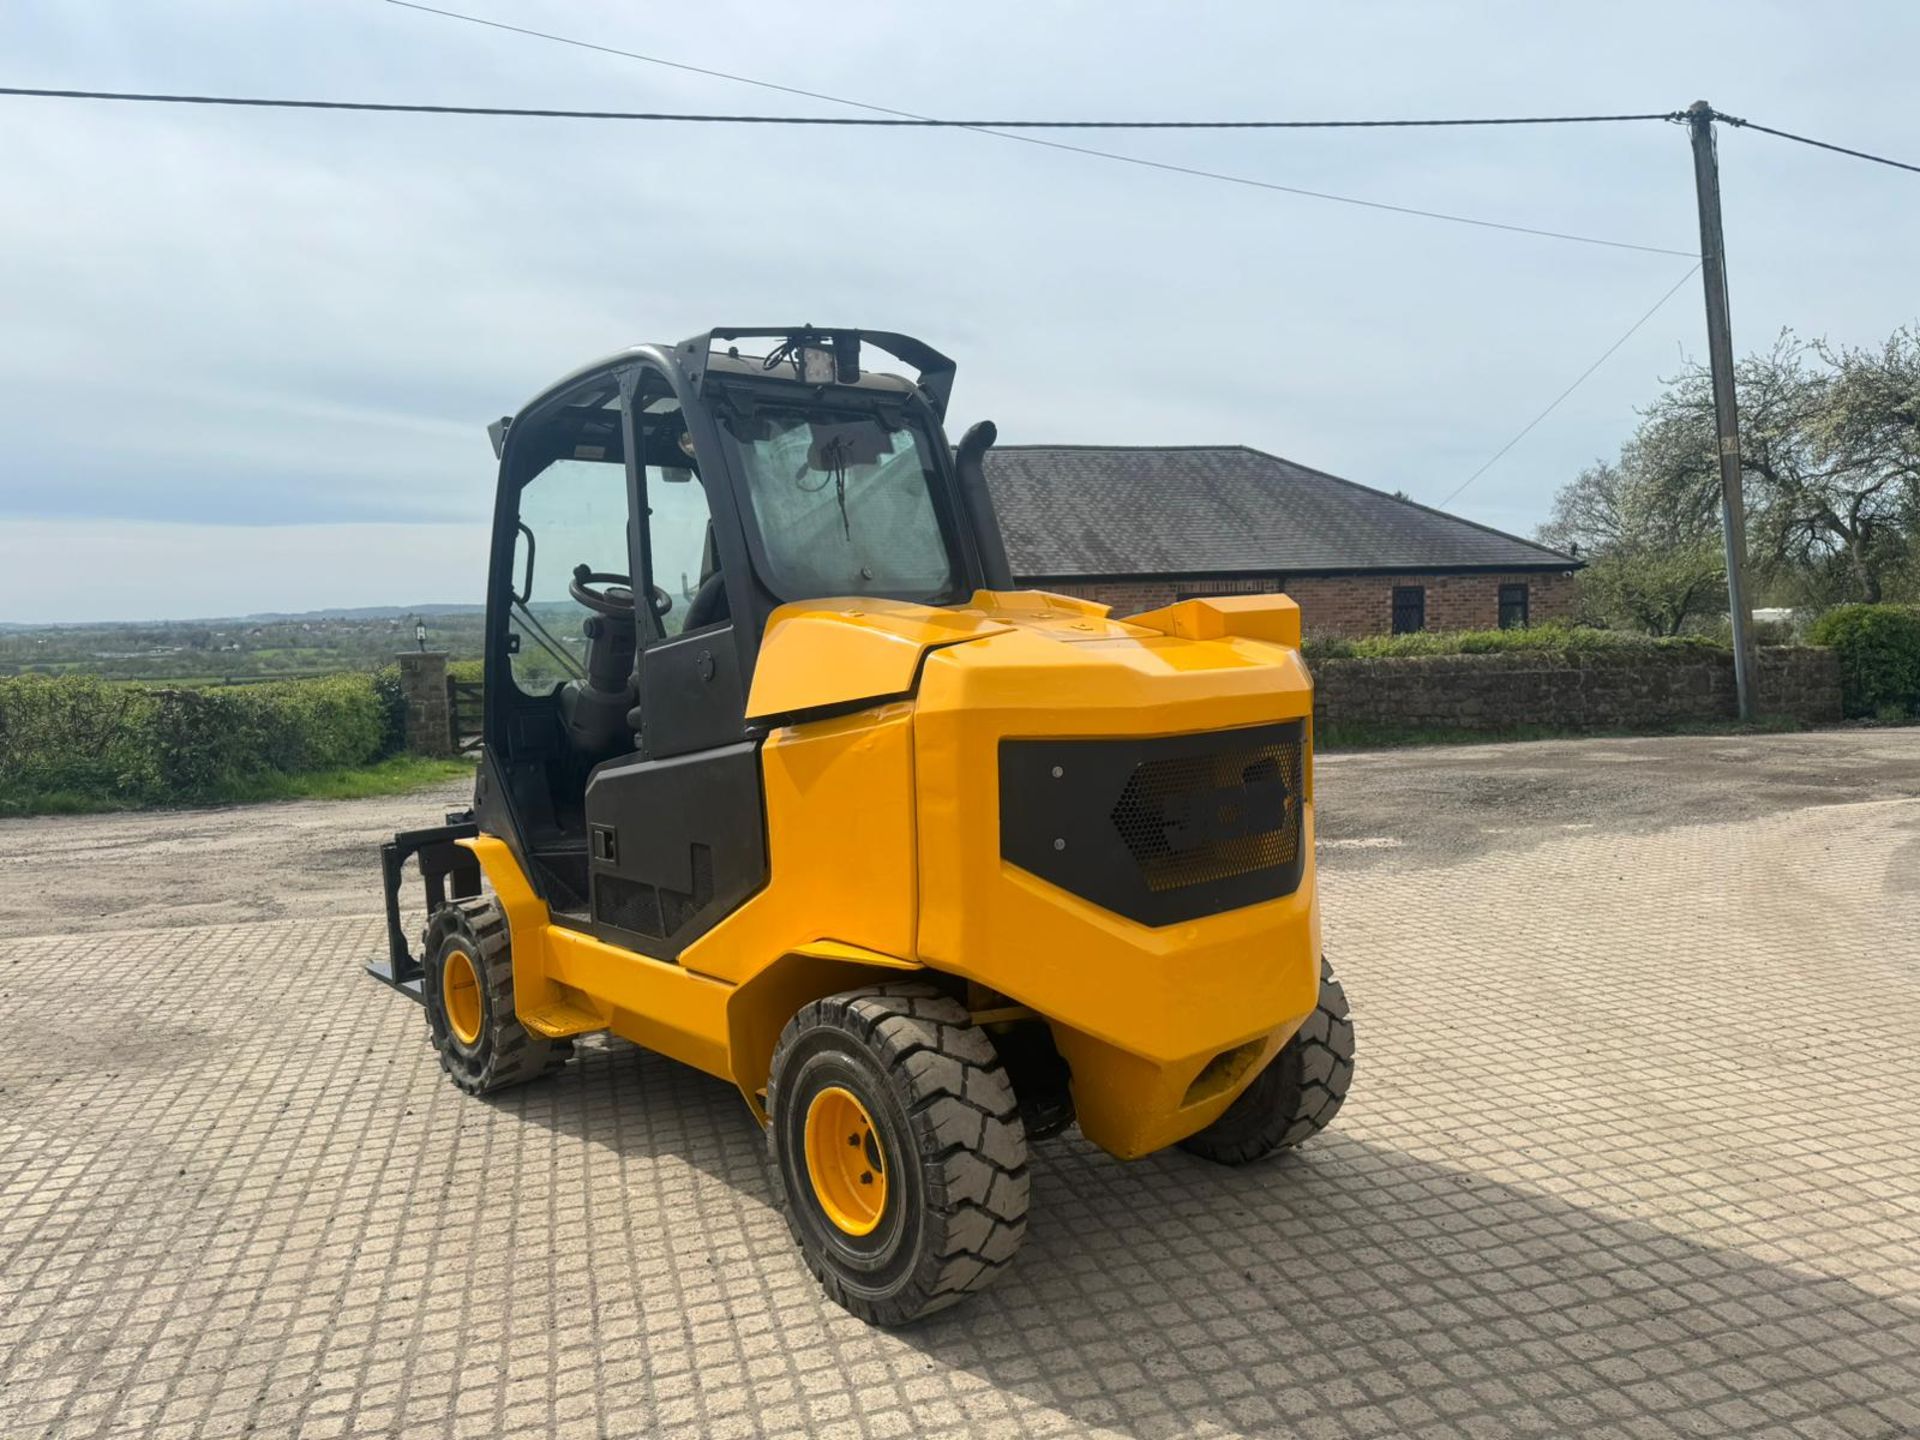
[446,675,484,754]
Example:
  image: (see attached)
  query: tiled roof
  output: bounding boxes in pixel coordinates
[983,445,1578,577]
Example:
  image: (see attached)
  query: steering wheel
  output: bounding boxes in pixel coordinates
[570,565,671,618]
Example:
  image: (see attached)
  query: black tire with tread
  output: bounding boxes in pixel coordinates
[1179,956,1354,1165]
[767,983,1030,1326]
[422,898,571,1094]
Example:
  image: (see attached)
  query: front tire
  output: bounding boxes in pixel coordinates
[1179,957,1354,1165]
[767,984,1030,1326]
[422,898,571,1095]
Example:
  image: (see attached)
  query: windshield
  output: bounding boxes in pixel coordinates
[717,405,960,603]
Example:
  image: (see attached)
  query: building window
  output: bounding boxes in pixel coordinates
[1498,582,1530,629]
[1391,586,1426,634]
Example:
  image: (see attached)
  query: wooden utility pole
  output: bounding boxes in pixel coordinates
[1687,100,1759,719]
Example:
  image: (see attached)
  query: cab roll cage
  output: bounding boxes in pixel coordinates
[674,328,958,421]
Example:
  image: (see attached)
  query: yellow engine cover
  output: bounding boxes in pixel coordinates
[910,597,1321,1157]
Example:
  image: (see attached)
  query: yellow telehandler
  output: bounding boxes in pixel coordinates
[372,329,1353,1324]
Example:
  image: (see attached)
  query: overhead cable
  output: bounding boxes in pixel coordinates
[1438,263,1703,508]
[0,82,1694,258]
[1717,113,1920,177]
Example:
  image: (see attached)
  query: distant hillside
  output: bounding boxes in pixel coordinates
[232,603,485,623]
[1,603,485,631]
[0,607,490,681]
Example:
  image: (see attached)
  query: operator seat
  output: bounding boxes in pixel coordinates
[684,572,731,630]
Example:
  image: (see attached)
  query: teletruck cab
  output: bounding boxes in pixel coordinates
[372,328,1354,1324]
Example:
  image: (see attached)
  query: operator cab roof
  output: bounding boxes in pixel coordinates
[499,329,957,453]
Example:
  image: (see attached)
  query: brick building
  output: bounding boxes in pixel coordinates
[983,445,1582,639]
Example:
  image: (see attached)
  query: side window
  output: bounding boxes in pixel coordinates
[508,458,631,693]
[1391,585,1426,635]
[1498,582,1530,629]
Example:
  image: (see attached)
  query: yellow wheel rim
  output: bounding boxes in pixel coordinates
[441,947,483,1047]
[803,1086,887,1237]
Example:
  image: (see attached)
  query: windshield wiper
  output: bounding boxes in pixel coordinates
[820,434,852,540]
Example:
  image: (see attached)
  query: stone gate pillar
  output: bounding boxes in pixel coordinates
[397,651,452,757]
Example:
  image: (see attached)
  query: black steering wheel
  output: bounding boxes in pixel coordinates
[570,565,671,618]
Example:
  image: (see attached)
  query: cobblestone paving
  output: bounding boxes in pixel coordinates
[2,751,1917,1438]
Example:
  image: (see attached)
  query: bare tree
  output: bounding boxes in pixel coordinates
[1539,421,1725,635]
[1645,332,1917,603]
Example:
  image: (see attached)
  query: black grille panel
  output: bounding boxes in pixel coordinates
[592,843,714,942]
[595,872,665,938]
[1000,721,1308,927]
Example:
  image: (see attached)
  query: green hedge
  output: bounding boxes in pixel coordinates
[1302,622,1722,661]
[0,671,400,812]
[1806,604,1920,718]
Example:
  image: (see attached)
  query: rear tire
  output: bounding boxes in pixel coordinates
[767,984,1030,1326]
[422,898,571,1095]
[1179,957,1354,1165]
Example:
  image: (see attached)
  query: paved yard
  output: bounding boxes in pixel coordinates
[2,729,1917,1438]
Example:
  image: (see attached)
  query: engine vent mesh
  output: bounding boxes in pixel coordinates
[1110,740,1302,893]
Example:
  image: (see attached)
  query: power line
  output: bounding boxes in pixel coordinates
[382,11,1920,184]
[378,5,1673,128]
[0,83,1698,258]
[0,85,1679,131]
[1437,262,1702,509]
[383,0,913,119]
[373,2,1696,257]
[1718,114,1920,177]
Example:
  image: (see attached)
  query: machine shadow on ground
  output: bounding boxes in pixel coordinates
[503,1037,1919,1439]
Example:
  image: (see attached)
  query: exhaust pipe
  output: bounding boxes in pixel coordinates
[955,420,1014,592]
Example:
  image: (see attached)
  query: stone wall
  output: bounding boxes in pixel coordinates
[1032,571,1577,639]
[396,651,452,757]
[1311,646,1842,733]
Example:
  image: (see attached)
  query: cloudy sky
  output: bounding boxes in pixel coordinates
[2,1,1915,622]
